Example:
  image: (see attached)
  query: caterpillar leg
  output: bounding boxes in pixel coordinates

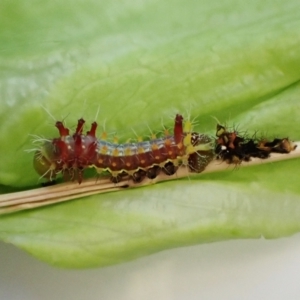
[146,166,161,179]
[162,161,178,175]
[131,170,146,183]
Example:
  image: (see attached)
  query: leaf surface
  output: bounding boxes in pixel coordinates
[0,0,300,268]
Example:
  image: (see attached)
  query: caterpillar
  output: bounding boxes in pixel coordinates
[33,113,296,185]
[33,114,215,184]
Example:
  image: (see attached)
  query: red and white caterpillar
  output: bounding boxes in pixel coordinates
[33,114,215,184]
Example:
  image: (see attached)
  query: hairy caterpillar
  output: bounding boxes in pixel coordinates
[33,112,297,185]
[33,114,215,184]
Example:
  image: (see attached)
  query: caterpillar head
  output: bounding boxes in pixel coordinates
[33,141,59,181]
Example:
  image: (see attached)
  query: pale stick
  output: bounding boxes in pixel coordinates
[1,142,300,215]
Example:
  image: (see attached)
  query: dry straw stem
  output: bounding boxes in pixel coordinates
[1,141,300,215]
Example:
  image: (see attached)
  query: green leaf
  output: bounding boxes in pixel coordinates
[0,0,300,268]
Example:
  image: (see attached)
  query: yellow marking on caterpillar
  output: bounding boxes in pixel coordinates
[183,133,192,147]
[100,145,108,154]
[164,139,171,146]
[101,132,107,140]
[151,143,159,151]
[150,133,157,140]
[112,148,119,157]
[177,142,183,150]
[138,147,145,154]
[124,148,132,156]
[184,120,193,133]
